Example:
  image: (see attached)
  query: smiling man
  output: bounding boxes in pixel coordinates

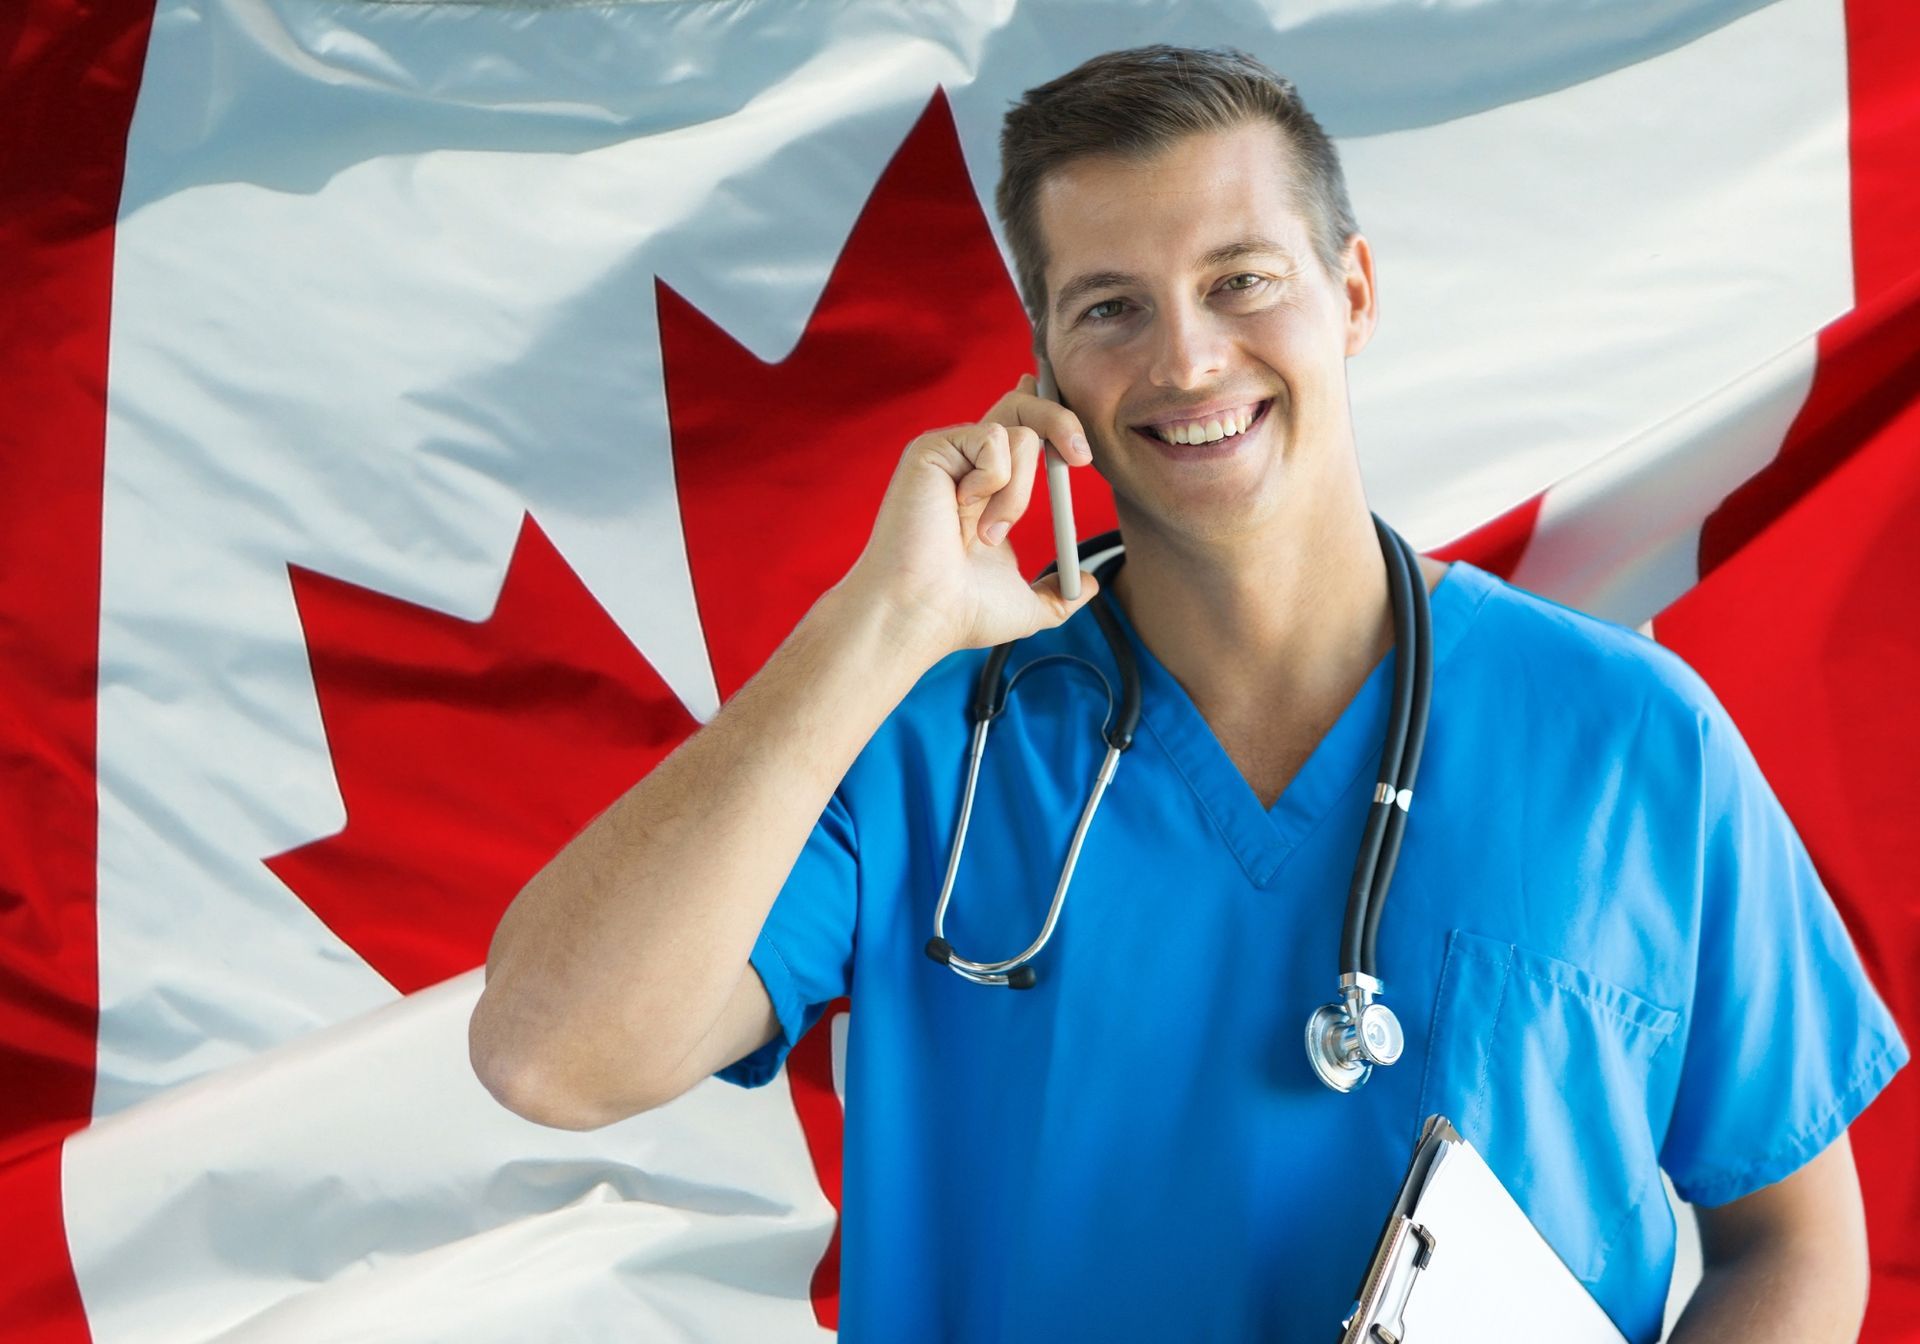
[470,45,1907,1342]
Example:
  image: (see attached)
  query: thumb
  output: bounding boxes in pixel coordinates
[1029,568,1099,627]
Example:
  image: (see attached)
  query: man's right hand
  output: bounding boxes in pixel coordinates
[841,375,1102,663]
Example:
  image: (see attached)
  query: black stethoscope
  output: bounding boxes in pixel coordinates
[924,515,1433,1094]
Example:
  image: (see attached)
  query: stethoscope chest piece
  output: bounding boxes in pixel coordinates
[1305,974,1406,1093]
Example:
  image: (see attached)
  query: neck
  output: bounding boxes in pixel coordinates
[1107,464,1416,724]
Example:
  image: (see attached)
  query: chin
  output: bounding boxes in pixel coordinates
[1114,479,1279,549]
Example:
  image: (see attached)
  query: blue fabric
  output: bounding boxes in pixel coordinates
[717,558,1907,1343]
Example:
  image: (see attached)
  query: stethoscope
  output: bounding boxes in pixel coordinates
[923,514,1433,1094]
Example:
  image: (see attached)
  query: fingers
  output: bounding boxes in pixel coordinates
[915,412,1068,551]
[952,422,1011,515]
[976,426,1041,545]
[982,379,1094,466]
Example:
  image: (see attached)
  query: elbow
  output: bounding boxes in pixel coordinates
[472,1058,606,1132]
[468,994,651,1131]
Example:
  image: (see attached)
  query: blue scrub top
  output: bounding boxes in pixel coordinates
[718,557,1907,1343]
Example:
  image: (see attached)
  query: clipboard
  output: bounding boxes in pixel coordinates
[1339,1115,1629,1343]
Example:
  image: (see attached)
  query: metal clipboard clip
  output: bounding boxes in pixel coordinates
[1342,1219,1437,1344]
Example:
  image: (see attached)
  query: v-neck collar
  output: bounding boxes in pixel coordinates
[1079,554,1492,889]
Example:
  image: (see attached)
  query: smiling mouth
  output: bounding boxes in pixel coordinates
[1133,398,1273,448]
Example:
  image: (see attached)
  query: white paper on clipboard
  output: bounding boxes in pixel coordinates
[1340,1115,1630,1343]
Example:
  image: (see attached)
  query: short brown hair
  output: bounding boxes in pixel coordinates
[995,45,1360,336]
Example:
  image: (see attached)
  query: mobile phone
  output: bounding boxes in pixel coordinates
[1034,356,1081,600]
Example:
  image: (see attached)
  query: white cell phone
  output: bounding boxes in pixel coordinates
[1034,357,1081,600]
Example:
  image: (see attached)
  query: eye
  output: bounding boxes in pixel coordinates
[1219,272,1267,294]
[1083,298,1127,322]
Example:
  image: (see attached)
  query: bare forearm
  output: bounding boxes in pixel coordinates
[1668,1237,1866,1342]
[1670,1134,1869,1342]
[470,578,935,1122]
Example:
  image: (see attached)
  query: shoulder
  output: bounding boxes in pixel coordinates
[1448,561,1730,744]
[842,610,1105,788]
[1443,562,1757,813]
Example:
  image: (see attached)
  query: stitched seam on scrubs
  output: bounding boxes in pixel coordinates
[843,780,862,992]
[1477,944,1514,1117]
[1501,943,1680,1039]
[1137,710,1270,884]
[762,935,806,1048]
[718,938,803,1087]
[1413,933,1469,1143]
[1587,1148,1664,1284]
[1417,940,1515,1131]
[1669,1037,1907,1207]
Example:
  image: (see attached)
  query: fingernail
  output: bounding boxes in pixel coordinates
[1071,434,1090,462]
[984,520,1011,545]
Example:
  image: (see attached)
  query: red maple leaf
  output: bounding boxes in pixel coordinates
[266,515,699,997]
[268,87,1115,1329]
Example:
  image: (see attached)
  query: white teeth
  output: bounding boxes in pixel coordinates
[1150,403,1260,445]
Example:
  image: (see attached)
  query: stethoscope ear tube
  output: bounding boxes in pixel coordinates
[931,531,1134,991]
[924,935,1038,989]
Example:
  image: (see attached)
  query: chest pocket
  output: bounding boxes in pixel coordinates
[1416,929,1680,1285]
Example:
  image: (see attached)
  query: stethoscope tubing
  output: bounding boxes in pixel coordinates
[926,533,1135,986]
[931,718,1122,984]
[1361,524,1433,978]
[1340,517,1428,981]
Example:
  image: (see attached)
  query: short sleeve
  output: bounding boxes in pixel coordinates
[713,783,859,1089]
[1658,693,1909,1206]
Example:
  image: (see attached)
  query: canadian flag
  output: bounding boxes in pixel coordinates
[2,0,1915,1340]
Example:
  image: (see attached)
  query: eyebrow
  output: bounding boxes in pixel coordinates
[1051,236,1295,321]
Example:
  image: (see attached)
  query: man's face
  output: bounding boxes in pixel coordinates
[1036,120,1375,544]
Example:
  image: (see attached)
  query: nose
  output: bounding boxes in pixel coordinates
[1146,300,1226,391]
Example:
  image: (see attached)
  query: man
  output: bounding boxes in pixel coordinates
[469,46,1906,1342]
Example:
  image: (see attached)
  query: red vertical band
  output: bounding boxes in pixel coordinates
[0,0,156,1337]
[1658,1,1920,1336]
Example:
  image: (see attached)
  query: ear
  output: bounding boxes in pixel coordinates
[1341,233,1378,358]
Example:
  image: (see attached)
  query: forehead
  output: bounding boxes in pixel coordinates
[1034,120,1312,295]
